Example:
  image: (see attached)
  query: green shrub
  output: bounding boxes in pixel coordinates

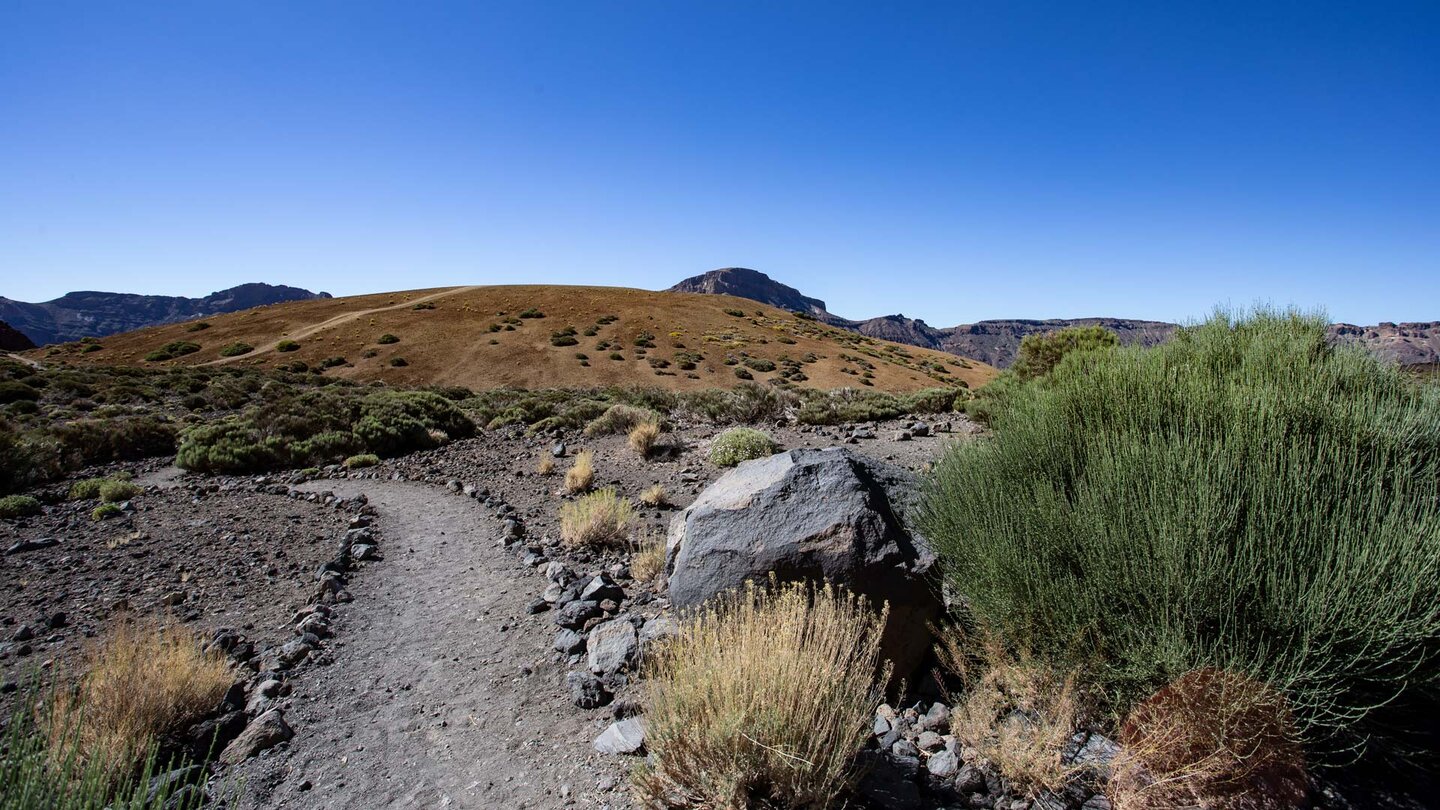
[98,479,139,503]
[518,307,545,319]
[742,357,776,372]
[185,321,211,332]
[0,494,41,518]
[218,342,253,357]
[724,308,746,317]
[709,427,778,467]
[344,453,380,469]
[584,404,664,437]
[377,334,400,345]
[275,340,300,352]
[920,310,1440,765]
[91,503,123,521]
[0,381,41,404]
[144,341,201,362]
[733,368,753,380]
[679,383,796,425]
[1011,324,1118,380]
[389,357,408,367]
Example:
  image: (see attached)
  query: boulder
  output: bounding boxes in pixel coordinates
[588,618,639,676]
[665,448,941,676]
[217,709,292,764]
[593,718,646,755]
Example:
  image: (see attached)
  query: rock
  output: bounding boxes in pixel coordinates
[542,561,571,584]
[588,618,639,676]
[892,739,921,758]
[911,422,930,437]
[188,710,247,757]
[553,628,587,655]
[4,538,57,555]
[666,448,941,677]
[11,625,34,643]
[350,543,378,561]
[580,574,624,603]
[218,709,292,764]
[926,747,959,778]
[552,442,567,458]
[893,430,913,441]
[567,671,611,709]
[874,715,892,737]
[955,763,987,793]
[1066,731,1120,778]
[526,598,551,614]
[45,612,66,629]
[1080,796,1113,810]
[920,701,950,732]
[592,718,645,755]
[552,600,601,629]
[855,750,923,809]
[638,616,678,647]
[917,730,944,751]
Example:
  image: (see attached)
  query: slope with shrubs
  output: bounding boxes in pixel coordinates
[37,284,995,393]
[920,309,1440,768]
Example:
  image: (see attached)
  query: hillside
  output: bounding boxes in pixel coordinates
[0,282,330,346]
[37,284,996,392]
[0,319,35,351]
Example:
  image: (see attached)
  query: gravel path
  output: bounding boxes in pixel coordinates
[228,479,630,809]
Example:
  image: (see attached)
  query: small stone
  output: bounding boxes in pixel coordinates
[926,748,959,778]
[526,598,551,614]
[592,718,645,755]
[892,739,920,758]
[917,730,944,751]
[552,600,601,629]
[551,442,566,458]
[567,671,611,709]
[587,618,639,676]
[873,715,892,737]
[218,709,292,764]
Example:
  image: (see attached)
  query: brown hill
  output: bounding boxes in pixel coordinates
[37,285,996,392]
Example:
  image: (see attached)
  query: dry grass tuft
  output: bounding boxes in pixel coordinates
[47,620,233,779]
[634,579,890,809]
[1108,668,1306,810]
[560,487,633,548]
[585,403,663,437]
[940,630,1082,797]
[628,421,662,459]
[639,483,667,507]
[564,449,595,493]
[629,529,667,582]
[536,453,556,476]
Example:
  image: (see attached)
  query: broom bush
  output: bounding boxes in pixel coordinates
[920,309,1440,766]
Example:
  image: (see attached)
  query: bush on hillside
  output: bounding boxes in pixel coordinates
[709,427,778,467]
[275,340,300,352]
[144,341,201,362]
[0,381,41,404]
[0,494,41,518]
[584,404,664,437]
[377,333,400,345]
[218,342,253,357]
[919,309,1440,764]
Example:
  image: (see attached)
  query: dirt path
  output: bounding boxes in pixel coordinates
[203,286,483,366]
[228,479,629,809]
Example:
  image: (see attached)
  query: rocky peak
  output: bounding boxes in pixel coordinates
[668,268,831,317]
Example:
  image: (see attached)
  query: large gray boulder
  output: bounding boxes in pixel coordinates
[665,447,941,676]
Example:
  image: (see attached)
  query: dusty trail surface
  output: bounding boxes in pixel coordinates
[228,479,629,809]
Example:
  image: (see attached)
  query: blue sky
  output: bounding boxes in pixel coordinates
[2,1,1436,325]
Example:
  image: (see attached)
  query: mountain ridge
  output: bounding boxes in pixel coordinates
[0,282,331,346]
[668,267,1439,368]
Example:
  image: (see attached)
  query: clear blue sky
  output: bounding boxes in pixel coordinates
[2,1,1436,325]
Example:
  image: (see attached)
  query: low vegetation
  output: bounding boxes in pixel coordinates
[634,580,889,808]
[343,452,380,469]
[1011,323,1118,380]
[921,309,1440,767]
[218,342,253,357]
[564,449,595,493]
[559,487,633,548]
[627,420,662,458]
[638,483,666,507]
[584,403,664,437]
[45,621,232,786]
[709,427,778,467]
[629,530,666,581]
[0,493,41,518]
[144,341,201,363]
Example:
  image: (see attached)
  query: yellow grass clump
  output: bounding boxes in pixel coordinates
[47,620,233,778]
[564,449,595,493]
[634,579,890,809]
[560,487,633,548]
[628,421,662,459]
[639,483,667,507]
[536,453,556,476]
[940,631,1082,797]
[629,529,667,582]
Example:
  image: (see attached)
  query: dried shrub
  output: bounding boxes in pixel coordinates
[559,487,633,548]
[47,621,233,780]
[628,421,662,459]
[536,454,556,476]
[1109,668,1306,810]
[940,632,1083,797]
[634,580,890,809]
[584,404,662,437]
[564,449,595,494]
[639,483,667,507]
[629,529,666,581]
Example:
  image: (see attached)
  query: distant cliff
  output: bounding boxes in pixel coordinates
[0,319,36,351]
[0,283,331,346]
[668,267,1437,368]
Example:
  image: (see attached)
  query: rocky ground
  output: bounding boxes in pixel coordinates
[0,416,979,809]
